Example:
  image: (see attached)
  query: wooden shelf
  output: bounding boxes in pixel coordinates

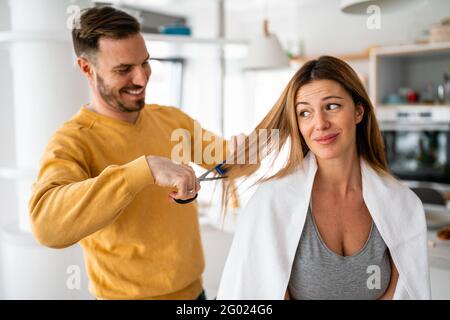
[143,33,248,46]
[371,42,450,57]
[370,43,450,108]
[378,104,450,108]
[290,46,377,64]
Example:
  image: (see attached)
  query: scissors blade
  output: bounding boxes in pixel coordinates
[199,176,228,182]
[197,168,214,180]
[197,163,225,180]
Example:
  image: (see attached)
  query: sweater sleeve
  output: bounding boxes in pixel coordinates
[28,131,154,249]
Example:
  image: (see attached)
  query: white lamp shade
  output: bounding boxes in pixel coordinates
[243,34,290,71]
[340,0,424,14]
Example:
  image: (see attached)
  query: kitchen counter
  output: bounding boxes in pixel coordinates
[427,229,450,299]
[428,229,450,269]
[421,203,450,270]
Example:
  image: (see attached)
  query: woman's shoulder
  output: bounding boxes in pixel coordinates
[256,167,307,192]
[361,161,424,210]
[248,166,311,211]
[377,170,421,201]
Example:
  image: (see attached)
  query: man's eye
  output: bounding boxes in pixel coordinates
[117,68,130,74]
[327,103,341,110]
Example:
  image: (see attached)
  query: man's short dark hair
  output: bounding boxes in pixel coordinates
[72,6,141,59]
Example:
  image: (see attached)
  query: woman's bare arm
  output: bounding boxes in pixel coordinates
[378,251,399,300]
[285,289,291,300]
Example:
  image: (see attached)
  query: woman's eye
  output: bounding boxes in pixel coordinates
[299,111,311,118]
[327,103,341,111]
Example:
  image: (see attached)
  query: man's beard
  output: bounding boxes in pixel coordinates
[96,74,146,113]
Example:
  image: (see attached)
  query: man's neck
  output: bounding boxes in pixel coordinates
[87,100,139,124]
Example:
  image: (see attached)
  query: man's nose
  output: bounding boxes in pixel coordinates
[132,66,149,87]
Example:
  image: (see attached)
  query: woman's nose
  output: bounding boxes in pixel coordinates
[314,112,330,130]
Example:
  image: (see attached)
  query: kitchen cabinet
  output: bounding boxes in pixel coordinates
[290,46,373,64]
[370,42,450,122]
[371,43,450,184]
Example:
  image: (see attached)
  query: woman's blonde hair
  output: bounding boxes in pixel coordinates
[222,56,388,208]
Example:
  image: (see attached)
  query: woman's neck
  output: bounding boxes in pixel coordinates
[314,149,362,196]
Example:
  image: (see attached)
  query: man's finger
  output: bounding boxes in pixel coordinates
[195,180,201,193]
[183,165,196,196]
[175,176,190,199]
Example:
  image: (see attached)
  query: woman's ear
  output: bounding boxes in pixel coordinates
[355,103,364,124]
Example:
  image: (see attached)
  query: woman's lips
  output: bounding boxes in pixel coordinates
[314,133,339,145]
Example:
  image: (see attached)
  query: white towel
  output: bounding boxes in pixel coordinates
[217,152,431,300]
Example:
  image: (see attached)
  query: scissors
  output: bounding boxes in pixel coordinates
[174,162,227,204]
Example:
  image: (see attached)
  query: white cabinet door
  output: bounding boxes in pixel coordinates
[430,266,450,299]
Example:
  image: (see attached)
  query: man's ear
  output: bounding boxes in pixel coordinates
[77,57,95,81]
[355,103,364,124]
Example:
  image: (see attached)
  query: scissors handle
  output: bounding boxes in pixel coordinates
[174,193,198,204]
[175,162,227,205]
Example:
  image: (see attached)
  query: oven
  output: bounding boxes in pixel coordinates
[379,107,450,184]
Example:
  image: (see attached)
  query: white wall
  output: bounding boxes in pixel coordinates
[175,1,222,134]
[226,0,450,55]
[0,0,17,298]
[0,0,17,222]
[225,0,450,93]
[0,0,93,299]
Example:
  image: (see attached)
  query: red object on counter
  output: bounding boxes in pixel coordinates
[407,90,419,103]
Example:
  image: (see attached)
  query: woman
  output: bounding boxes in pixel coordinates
[217,56,430,300]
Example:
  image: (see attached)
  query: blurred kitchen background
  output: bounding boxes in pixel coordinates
[1,0,450,299]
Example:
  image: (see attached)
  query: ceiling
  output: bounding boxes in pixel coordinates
[107,0,335,13]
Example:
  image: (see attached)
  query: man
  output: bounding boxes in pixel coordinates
[29,6,225,300]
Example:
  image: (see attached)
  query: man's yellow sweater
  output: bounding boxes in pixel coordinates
[28,104,224,300]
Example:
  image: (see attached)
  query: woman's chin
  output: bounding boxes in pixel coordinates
[310,147,342,161]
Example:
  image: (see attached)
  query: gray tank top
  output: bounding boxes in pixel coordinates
[288,205,391,300]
